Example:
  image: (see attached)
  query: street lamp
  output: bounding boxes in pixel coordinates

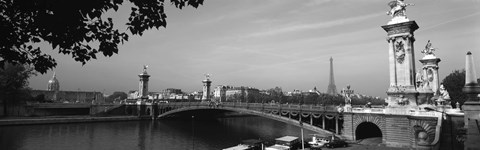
[191,115,195,150]
[300,122,304,150]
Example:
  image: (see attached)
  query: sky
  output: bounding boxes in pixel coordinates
[28,0,480,97]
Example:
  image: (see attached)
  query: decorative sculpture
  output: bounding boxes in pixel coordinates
[437,84,451,105]
[204,73,211,80]
[421,40,436,56]
[416,70,424,88]
[143,65,148,73]
[395,41,405,64]
[387,0,414,17]
[397,95,409,105]
[341,85,354,105]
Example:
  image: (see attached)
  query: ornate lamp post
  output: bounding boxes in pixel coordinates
[341,85,354,112]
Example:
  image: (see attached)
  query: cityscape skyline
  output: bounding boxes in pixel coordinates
[28,0,480,97]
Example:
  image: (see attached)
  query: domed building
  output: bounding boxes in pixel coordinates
[31,72,104,103]
[47,72,59,91]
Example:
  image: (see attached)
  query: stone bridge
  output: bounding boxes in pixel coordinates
[343,107,443,148]
[125,102,444,149]
[153,102,343,135]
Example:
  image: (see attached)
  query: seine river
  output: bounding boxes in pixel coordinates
[0,115,318,150]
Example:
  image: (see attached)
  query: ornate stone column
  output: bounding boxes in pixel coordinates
[417,42,440,105]
[382,21,419,107]
[202,74,212,102]
[138,65,150,100]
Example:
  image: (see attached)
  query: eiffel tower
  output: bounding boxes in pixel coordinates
[327,57,337,95]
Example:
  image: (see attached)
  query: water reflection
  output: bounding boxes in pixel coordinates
[0,116,318,150]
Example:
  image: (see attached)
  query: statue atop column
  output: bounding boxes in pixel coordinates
[387,0,414,17]
[386,0,414,24]
[421,40,436,56]
[142,65,148,74]
[204,73,211,80]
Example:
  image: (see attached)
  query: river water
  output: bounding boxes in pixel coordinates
[0,115,318,150]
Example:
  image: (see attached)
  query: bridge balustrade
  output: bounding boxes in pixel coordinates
[155,102,349,114]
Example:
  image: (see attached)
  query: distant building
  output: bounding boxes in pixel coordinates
[286,87,320,96]
[213,85,259,102]
[128,88,189,100]
[214,85,228,101]
[190,91,203,100]
[30,73,104,103]
[127,90,139,99]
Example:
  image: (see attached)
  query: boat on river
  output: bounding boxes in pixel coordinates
[308,134,327,148]
[265,136,301,150]
[223,139,264,150]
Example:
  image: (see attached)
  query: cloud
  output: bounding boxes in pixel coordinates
[245,12,384,38]
[303,0,333,7]
[419,11,480,32]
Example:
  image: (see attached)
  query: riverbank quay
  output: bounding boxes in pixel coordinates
[0,115,146,126]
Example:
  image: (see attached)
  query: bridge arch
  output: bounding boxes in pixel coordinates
[157,106,336,135]
[356,122,382,140]
[352,114,385,140]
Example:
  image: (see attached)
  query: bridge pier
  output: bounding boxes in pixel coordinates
[336,116,339,134]
[322,115,325,130]
[341,113,354,141]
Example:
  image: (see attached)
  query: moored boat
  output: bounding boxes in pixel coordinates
[265,136,300,150]
[223,139,264,150]
[307,134,327,148]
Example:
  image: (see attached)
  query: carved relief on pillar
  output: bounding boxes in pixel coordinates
[394,41,406,64]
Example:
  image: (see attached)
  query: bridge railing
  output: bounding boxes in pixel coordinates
[156,102,346,113]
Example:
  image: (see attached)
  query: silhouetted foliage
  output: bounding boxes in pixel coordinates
[267,87,285,103]
[32,94,53,103]
[0,63,36,115]
[1,0,204,73]
[106,91,128,103]
[442,69,466,108]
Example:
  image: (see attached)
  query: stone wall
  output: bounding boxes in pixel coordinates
[439,114,465,150]
[31,108,90,116]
